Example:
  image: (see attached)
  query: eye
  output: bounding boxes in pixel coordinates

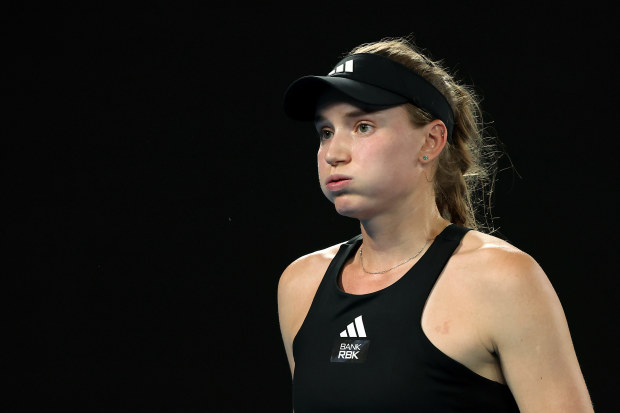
[318,128,334,141]
[356,122,374,134]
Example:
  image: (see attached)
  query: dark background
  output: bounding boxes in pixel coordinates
[6,3,618,412]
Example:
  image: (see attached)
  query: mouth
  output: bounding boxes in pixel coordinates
[326,175,352,191]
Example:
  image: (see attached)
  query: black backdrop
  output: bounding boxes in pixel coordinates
[6,3,619,412]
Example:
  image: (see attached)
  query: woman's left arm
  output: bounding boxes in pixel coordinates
[483,250,595,413]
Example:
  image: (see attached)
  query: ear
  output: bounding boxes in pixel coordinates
[419,120,448,162]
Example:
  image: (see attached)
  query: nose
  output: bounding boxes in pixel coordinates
[323,130,351,166]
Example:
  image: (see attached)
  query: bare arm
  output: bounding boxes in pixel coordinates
[277,262,302,376]
[277,246,337,377]
[481,251,594,412]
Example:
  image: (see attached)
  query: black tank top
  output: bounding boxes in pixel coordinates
[292,224,520,412]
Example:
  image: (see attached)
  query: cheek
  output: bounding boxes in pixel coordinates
[317,148,329,182]
[361,143,417,181]
[362,139,414,165]
[316,148,324,171]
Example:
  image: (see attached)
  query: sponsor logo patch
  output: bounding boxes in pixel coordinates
[330,338,371,363]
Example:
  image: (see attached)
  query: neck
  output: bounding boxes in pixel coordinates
[358,198,450,267]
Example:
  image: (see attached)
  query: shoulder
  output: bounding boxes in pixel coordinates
[456,229,547,286]
[277,241,344,297]
[455,228,563,337]
[455,231,594,411]
[277,238,353,371]
[450,229,559,328]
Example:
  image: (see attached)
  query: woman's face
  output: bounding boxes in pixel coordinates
[315,95,427,220]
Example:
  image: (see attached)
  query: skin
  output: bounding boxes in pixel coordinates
[277,93,595,412]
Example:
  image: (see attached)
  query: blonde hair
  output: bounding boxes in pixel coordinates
[348,36,499,232]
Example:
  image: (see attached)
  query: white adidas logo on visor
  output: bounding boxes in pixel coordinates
[339,315,366,338]
[328,59,354,76]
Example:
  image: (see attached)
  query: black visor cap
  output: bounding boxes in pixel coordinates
[282,53,454,139]
[283,76,408,121]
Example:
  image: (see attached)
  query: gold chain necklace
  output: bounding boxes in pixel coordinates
[359,238,432,275]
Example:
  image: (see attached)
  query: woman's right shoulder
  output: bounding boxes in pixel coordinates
[278,242,343,292]
[277,241,350,371]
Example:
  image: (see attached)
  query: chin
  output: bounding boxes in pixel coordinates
[335,208,357,218]
[333,199,369,220]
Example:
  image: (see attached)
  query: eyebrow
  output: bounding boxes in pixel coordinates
[314,109,374,123]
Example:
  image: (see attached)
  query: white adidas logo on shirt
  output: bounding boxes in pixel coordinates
[328,59,354,76]
[339,315,367,338]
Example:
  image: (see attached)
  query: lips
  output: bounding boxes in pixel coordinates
[326,174,352,191]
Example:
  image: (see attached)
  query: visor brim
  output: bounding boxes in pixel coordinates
[283,75,409,121]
